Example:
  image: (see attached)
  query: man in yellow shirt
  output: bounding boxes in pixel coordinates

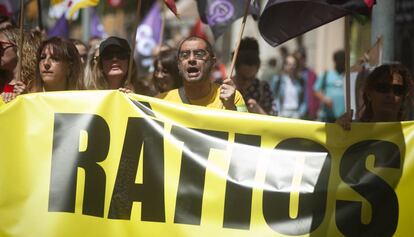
[157,36,247,112]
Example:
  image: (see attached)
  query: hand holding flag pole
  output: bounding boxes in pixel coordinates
[220,0,251,108]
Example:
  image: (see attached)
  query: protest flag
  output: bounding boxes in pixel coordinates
[90,9,106,38]
[196,0,260,40]
[49,0,99,20]
[164,0,179,18]
[66,0,99,20]
[135,1,162,71]
[259,0,375,47]
[47,15,70,38]
[190,18,208,40]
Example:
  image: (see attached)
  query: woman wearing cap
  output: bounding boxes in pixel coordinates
[86,36,151,94]
[29,37,84,92]
[337,63,413,130]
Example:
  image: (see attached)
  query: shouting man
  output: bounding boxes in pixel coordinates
[157,36,247,112]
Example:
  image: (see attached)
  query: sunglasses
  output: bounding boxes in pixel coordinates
[178,49,209,61]
[0,40,15,52]
[101,51,129,61]
[374,83,406,96]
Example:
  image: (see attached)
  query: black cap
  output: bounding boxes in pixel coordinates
[99,36,131,56]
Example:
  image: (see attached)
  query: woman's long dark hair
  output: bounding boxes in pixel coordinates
[153,48,182,91]
[31,37,84,92]
[359,63,413,122]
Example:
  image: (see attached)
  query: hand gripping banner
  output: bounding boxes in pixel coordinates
[0,91,412,237]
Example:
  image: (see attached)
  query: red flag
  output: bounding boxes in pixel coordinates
[164,0,179,18]
[190,19,208,40]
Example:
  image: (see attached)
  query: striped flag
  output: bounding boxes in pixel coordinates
[49,0,99,20]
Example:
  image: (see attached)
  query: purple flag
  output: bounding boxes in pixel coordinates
[135,1,162,70]
[47,15,69,38]
[196,0,260,40]
[90,9,107,38]
[259,0,375,47]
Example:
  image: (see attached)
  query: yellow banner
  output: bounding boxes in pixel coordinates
[0,91,412,237]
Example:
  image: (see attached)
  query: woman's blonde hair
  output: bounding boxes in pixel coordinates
[87,52,140,92]
[0,26,41,87]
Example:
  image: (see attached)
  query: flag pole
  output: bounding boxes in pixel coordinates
[228,0,251,80]
[17,0,25,83]
[344,15,351,114]
[159,0,165,47]
[127,0,142,85]
[37,0,43,30]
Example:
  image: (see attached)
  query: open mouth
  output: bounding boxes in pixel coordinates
[187,66,200,78]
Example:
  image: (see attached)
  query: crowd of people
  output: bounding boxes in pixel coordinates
[0,18,413,126]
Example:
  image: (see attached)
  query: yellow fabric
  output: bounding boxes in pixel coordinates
[157,83,247,112]
[67,0,99,19]
[0,91,412,237]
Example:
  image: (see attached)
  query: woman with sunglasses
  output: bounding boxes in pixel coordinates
[0,26,40,102]
[337,63,413,130]
[87,36,149,94]
[29,37,84,92]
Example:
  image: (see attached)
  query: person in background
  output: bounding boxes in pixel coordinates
[152,48,182,94]
[29,37,84,92]
[0,26,40,102]
[337,63,413,130]
[270,54,305,118]
[88,36,102,50]
[294,48,319,120]
[233,37,274,115]
[157,36,246,111]
[84,42,100,90]
[314,50,345,122]
[70,38,88,66]
[261,57,278,83]
[210,60,227,85]
[0,15,16,30]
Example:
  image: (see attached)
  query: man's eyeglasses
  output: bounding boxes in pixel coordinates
[0,41,15,53]
[101,51,129,61]
[178,49,209,61]
[374,83,406,96]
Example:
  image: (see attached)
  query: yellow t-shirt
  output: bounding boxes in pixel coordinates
[157,84,247,112]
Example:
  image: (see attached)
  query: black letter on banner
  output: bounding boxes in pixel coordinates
[108,117,165,222]
[172,126,228,225]
[336,140,400,237]
[49,113,109,217]
[223,133,261,230]
[263,138,330,235]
